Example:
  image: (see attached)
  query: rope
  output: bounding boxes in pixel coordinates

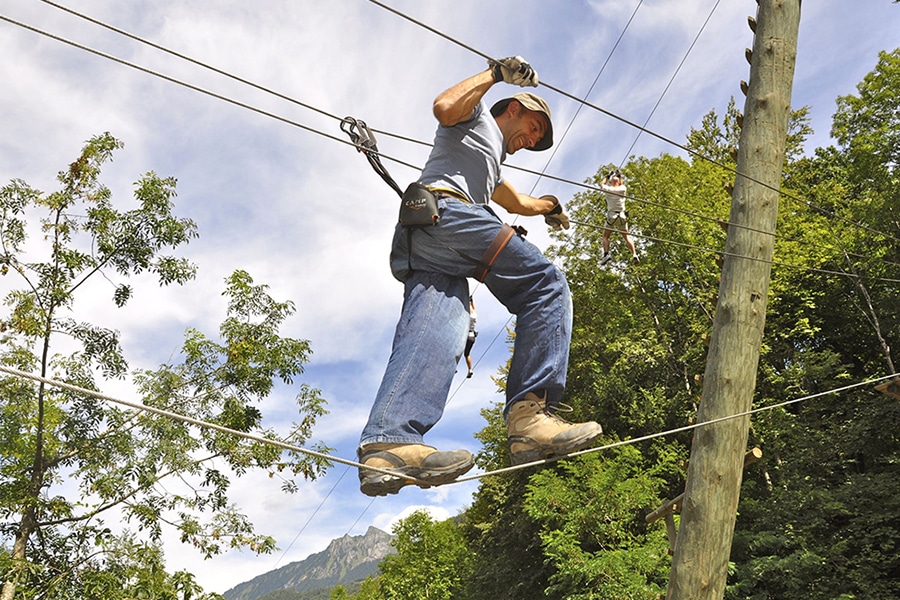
[453,372,899,483]
[3,365,895,488]
[0,365,432,487]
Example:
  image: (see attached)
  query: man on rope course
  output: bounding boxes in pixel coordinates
[599,169,638,264]
[357,56,603,497]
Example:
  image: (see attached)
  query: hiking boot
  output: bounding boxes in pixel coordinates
[357,443,475,497]
[599,252,612,266]
[506,392,603,466]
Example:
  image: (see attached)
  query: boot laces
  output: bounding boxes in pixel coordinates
[543,402,576,424]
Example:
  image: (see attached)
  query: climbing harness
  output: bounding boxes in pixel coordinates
[606,211,628,228]
[340,115,524,282]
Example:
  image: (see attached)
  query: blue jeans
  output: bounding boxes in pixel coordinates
[359,198,572,447]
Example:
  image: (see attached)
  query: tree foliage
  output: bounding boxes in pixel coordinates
[0,134,330,599]
[345,510,471,600]
[4,45,898,600]
[451,48,898,600]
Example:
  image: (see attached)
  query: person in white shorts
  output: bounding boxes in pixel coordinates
[599,170,637,264]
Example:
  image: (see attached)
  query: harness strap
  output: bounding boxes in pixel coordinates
[474,224,516,283]
[417,223,523,282]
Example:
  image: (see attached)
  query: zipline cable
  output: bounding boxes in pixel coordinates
[570,217,900,284]
[36,0,430,148]
[508,162,900,278]
[618,0,722,166]
[364,0,900,247]
[6,8,900,258]
[0,13,421,174]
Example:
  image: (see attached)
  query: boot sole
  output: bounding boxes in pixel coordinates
[359,458,476,497]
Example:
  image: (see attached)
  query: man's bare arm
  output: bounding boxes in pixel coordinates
[491,180,557,216]
[432,70,496,127]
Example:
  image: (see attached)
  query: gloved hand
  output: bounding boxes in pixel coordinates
[488,56,539,87]
[542,195,570,230]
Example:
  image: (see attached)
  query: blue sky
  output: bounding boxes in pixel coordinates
[2,0,899,594]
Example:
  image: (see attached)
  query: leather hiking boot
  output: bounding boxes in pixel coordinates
[506,392,603,466]
[357,443,475,497]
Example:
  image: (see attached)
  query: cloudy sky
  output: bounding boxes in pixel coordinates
[2,0,899,594]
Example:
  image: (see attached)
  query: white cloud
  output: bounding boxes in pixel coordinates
[2,0,898,594]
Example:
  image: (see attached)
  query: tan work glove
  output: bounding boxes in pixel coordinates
[542,195,570,230]
[488,56,539,87]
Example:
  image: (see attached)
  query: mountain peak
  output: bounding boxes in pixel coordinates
[223,526,395,600]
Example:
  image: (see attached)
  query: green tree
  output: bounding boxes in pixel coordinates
[725,48,900,600]
[375,510,472,600]
[346,576,382,600]
[0,134,330,599]
[330,585,350,599]
[524,450,674,600]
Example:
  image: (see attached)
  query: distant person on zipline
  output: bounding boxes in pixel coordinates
[464,297,477,379]
[599,169,638,265]
[357,56,603,497]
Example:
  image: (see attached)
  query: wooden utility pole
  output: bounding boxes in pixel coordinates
[666,1,800,599]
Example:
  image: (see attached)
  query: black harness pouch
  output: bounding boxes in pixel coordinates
[399,182,440,227]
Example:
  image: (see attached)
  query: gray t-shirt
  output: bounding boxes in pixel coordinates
[418,100,505,205]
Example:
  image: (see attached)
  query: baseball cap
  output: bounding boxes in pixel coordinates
[490,92,553,151]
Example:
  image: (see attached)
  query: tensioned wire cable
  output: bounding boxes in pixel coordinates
[6,9,899,276]
[1,365,896,486]
[5,5,898,435]
[617,0,724,167]
[25,1,900,251]
[364,0,900,247]
[0,14,420,174]
[570,217,900,283]
[0,365,433,486]
[457,0,647,390]
[35,0,426,148]
[498,160,900,283]
[10,2,896,560]
[453,372,900,482]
